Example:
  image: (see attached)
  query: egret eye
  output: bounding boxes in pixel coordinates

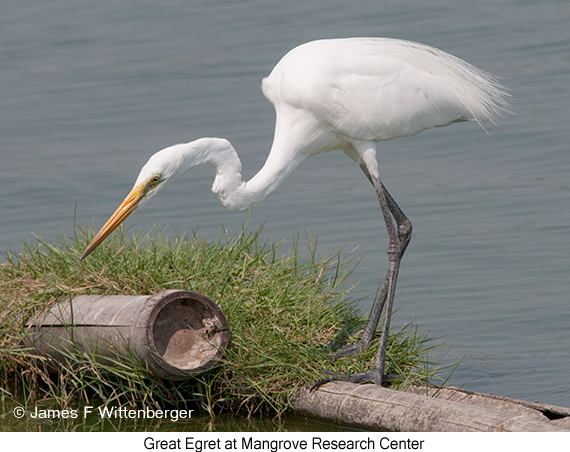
[150,175,161,185]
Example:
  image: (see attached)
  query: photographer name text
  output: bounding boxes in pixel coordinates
[27,405,194,422]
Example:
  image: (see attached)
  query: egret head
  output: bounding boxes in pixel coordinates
[79,138,240,260]
[79,145,186,261]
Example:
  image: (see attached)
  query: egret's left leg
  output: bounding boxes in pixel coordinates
[363,174,411,384]
[319,142,412,386]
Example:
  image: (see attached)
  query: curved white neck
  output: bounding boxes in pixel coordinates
[179,137,305,211]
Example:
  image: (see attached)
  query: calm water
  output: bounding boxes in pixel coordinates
[2,0,569,423]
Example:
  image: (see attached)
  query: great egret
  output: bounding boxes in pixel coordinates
[80,38,509,385]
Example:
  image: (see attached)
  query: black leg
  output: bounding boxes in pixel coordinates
[327,166,412,385]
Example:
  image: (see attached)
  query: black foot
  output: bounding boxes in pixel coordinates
[311,369,401,391]
[331,342,368,362]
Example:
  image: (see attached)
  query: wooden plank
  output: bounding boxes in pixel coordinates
[292,381,569,432]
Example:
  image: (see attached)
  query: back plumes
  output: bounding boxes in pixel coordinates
[263,38,510,141]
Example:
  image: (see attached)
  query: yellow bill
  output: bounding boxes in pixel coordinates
[80,182,147,261]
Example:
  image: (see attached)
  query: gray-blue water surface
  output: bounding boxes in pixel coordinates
[2,0,569,412]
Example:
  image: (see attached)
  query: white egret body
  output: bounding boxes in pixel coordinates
[81,38,509,385]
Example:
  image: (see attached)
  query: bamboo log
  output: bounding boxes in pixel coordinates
[24,290,229,380]
[292,381,569,432]
[404,384,570,420]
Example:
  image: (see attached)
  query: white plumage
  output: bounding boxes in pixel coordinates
[263,38,506,142]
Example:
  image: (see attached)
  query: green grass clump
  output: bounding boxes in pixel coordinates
[0,223,444,417]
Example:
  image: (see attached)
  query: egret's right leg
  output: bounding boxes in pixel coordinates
[332,175,412,362]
